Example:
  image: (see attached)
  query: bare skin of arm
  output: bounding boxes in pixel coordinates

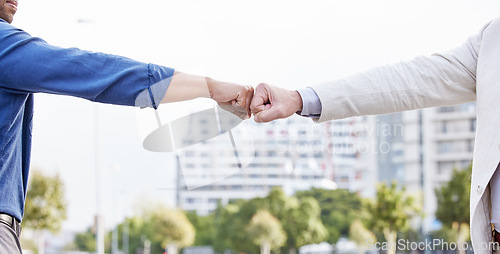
[161,71,254,119]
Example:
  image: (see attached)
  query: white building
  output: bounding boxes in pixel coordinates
[172,101,475,233]
[422,103,476,232]
[376,103,476,233]
[176,114,375,215]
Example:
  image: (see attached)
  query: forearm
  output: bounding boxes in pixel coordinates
[160,71,213,103]
[312,54,477,122]
[160,71,254,119]
[310,24,488,122]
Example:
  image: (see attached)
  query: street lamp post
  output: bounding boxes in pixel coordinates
[77,18,105,254]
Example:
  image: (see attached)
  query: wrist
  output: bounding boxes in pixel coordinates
[205,77,218,99]
[291,90,303,114]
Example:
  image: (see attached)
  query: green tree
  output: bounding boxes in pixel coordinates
[150,206,195,254]
[366,181,419,254]
[246,210,287,254]
[23,170,67,254]
[213,201,256,252]
[256,188,328,254]
[296,188,362,243]
[71,205,196,254]
[186,211,216,246]
[115,216,150,254]
[435,164,472,254]
[349,219,376,254]
[73,227,112,253]
[213,188,328,254]
[24,170,67,232]
[74,228,96,251]
[284,196,329,254]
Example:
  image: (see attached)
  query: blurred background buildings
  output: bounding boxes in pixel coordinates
[176,102,476,233]
[176,115,372,216]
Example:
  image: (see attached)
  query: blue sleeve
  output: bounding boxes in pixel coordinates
[296,87,322,117]
[0,20,174,108]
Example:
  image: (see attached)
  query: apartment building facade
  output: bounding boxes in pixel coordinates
[175,114,375,215]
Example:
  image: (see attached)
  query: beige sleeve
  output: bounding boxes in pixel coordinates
[310,21,490,123]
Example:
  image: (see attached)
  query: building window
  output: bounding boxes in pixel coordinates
[467,139,474,152]
[470,119,476,132]
[437,142,452,154]
[208,198,220,204]
[186,198,198,204]
[441,121,448,134]
[250,185,264,190]
[461,160,471,169]
[437,162,454,174]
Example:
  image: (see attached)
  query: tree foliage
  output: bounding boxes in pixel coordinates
[23,170,67,233]
[366,181,419,254]
[435,163,472,253]
[213,202,250,252]
[149,206,195,250]
[246,209,286,254]
[212,188,328,254]
[283,196,329,250]
[186,211,216,246]
[115,216,149,254]
[71,206,195,254]
[70,187,366,254]
[435,164,471,228]
[296,188,362,243]
[349,219,376,253]
[74,228,96,251]
[73,227,112,253]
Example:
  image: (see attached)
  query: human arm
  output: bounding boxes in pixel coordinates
[161,72,254,119]
[0,19,173,107]
[0,20,252,117]
[251,21,489,123]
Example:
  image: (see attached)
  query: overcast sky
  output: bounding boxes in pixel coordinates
[12,0,500,231]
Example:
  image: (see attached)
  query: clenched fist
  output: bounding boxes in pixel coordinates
[250,83,303,123]
[207,78,254,120]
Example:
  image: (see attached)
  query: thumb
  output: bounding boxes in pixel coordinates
[251,104,269,114]
[254,106,285,123]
